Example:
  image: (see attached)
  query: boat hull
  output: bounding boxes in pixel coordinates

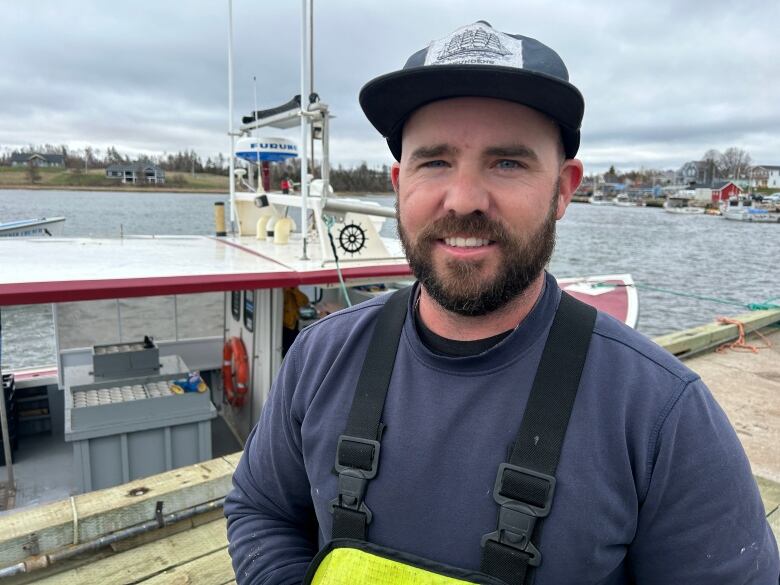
[557,274,638,328]
[722,210,780,222]
[0,217,65,238]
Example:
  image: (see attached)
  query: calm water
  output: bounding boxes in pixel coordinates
[1,189,778,368]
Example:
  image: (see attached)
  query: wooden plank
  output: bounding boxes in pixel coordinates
[221,451,243,467]
[109,508,225,554]
[31,520,227,585]
[135,548,234,585]
[653,308,780,358]
[0,456,237,566]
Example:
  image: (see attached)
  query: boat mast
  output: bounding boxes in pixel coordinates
[227,0,237,233]
[299,0,312,260]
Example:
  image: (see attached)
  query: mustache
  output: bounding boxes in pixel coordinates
[417,213,511,243]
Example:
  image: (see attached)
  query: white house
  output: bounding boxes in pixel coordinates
[106,163,166,184]
[764,165,780,189]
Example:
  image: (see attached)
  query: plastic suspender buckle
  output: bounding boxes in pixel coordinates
[329,435,381,525]
[480,463,556,567]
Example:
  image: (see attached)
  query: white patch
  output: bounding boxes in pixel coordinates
[425,22,524,68]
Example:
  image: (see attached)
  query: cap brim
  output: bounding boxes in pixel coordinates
[359,64,583,160]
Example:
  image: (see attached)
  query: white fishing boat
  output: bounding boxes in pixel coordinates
[721,199,780,223]
[612,193,640,207]
[663,197,705,215]
[588,191,612,205]
[0,217,65,238]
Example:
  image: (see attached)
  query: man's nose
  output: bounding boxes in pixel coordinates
[443,166,490,216]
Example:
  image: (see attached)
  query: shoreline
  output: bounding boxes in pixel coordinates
[0,185,393,197]
[0,184,229,194]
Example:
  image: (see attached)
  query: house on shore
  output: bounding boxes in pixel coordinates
[106,163,165,184]
[711,180,742,203]
[677,160,718,187]
[750,165,780,189]
[9,153,65,168]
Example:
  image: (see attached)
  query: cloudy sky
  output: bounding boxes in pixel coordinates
[3,0,778,173]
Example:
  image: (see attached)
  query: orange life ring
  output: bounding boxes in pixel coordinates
[223,336,249,407]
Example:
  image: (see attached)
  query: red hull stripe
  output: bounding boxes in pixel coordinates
[0,265,412,306]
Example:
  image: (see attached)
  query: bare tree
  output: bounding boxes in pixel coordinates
[719,147,752,180]
[84,146,94,172]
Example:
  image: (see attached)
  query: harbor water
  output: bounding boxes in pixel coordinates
[1,189,778,369]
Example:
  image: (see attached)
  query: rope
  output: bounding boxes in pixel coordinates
[70,496,80,545]
[715,318,773,354]
[323,215,352,308]
[594,282,779,311]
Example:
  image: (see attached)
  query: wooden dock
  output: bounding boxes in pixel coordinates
[655,308,780,538]
[0,309,777,583]
[679,326,779,484]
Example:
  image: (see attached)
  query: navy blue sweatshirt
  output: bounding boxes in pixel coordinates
[225,273,779,584]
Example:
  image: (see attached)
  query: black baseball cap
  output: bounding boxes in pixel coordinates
[359,21,584,160]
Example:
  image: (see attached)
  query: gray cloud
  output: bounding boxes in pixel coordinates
[2,0,778,172]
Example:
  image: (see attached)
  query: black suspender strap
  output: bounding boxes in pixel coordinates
[480,292,596,584]
[330,286,412,540]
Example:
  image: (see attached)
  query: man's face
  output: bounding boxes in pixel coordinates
[391,97,582,316]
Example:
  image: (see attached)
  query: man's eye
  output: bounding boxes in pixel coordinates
[496,160,523,169]
[421,160,448,168]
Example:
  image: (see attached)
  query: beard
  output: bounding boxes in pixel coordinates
[397,187,559,316]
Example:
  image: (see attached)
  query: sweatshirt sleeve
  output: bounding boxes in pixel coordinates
[224,342,318,585]
[628,378,779,583]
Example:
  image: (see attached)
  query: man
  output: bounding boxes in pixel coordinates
[225,21,779,584]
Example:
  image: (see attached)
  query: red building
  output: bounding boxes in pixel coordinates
[711,181,742,203]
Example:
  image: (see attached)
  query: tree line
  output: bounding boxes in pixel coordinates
[0,144,230,175]
[1,144,394,192]
[600,147,754,185]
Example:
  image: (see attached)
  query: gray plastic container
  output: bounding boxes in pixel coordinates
[64,355,216,492]
[92,337,160,379]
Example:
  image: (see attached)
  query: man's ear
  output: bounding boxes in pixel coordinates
[556,158,584,219]
[390,162,401,194]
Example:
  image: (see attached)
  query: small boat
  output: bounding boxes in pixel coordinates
[663,197,705,215]
[0,217,65,238]
[557,274,638,328]
[588,191,612,205]
[612,194,640,207]
[721,199,780,223]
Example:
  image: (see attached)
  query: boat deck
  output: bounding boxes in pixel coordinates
[0,234,410,306]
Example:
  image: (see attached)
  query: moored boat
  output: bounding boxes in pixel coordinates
[588,191,612,205]
[557,274,638,328]
[612,193,640,207]
[663,197,705,215]
[721,198,780,223]
[0,217,65,238]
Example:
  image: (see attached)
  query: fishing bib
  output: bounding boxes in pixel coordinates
[305,287,596,585]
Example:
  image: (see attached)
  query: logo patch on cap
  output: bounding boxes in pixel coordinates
[424,22,524,68]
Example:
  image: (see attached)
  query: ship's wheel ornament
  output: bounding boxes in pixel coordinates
[338,221,367,255]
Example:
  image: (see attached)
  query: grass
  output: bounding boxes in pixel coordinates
[0,166,228,192]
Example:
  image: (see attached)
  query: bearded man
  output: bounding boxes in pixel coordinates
[225,21,778,585]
